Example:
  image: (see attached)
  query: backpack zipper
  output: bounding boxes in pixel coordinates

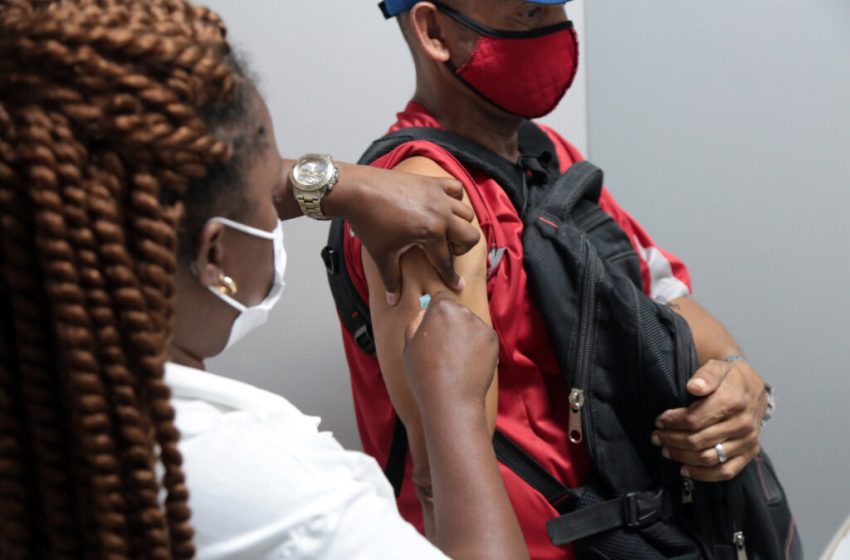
[733,531,748,560]
[568,239,599,447]
[568,388,585,443]
[667,307,700,507]
[681,477,694,504]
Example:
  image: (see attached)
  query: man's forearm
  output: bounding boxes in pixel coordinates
[669,296,742,364]
[420,402,529,560]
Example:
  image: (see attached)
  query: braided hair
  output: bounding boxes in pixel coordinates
[0,1,260,557]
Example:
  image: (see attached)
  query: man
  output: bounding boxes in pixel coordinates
[332,1,771,558]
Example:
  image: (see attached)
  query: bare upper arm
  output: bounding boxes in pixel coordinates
[361,156,496,485]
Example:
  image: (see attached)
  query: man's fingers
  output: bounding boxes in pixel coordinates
[422,240,464,291]
[655,400,726,432]
[658,394,744,433]
[655,405,701,431]
[373,252,403,306]
[687,359,732,397]
[446,216,481,256]
[659,435,757,469]
[652,415,753,453]
[657,374,748,431]
[680,453,754,482]
[438,177,465,200]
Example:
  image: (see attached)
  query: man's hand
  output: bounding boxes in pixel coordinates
[403,292,498,414]
[652,358,768,482]
[323,164,480,306]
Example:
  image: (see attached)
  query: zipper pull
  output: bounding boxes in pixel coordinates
[682,477,694,504]
[733,531,748,560]
[568,388,585,444]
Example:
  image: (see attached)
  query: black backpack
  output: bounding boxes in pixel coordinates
[322,123,802,560]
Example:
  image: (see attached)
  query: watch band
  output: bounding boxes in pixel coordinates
[762,383,775,424]
[297,192,331,221]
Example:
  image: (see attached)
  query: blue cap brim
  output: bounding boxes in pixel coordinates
[380,0,570,19]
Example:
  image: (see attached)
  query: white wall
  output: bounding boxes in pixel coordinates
[203,0,589,451]
[584,1,850,556]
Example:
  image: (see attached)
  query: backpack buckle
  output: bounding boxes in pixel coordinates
[354,323,376,355]
[321,247,338,275]
[622,491,661,529]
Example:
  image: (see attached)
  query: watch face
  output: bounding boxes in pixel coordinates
[294,157,330,191]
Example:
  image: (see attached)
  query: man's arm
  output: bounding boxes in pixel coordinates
[362,157,497,540]
[654,296,769,481]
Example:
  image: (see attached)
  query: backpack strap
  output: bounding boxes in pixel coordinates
[493,431,575,513]
[533,160,604,222]
[546,489,669,546]
[322,223,375,355]
[323,228,406,489]
[357,121,560,213]
[496,431,672,548]
[384,416,408,496]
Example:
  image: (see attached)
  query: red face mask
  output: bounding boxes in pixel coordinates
[437,2,579,119]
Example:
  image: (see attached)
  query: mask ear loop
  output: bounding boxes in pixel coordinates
[208,281,249,313]
[195,217,268,313]
[210,216,277,240]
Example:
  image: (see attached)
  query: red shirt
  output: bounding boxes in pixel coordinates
[339,102,693,560]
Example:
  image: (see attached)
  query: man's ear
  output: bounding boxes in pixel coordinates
[409,3,452,63]
[194,219,227,289]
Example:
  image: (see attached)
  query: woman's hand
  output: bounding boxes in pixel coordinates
[277,159,480,305]
[323,164,481,306]
[403,292,498,415]
[401,293,528,560]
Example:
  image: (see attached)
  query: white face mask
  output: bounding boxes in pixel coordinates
[207,216,287,354]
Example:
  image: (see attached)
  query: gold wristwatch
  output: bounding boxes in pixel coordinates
[289,154,339,220]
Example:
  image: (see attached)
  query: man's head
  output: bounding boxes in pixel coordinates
[388,1,578,120]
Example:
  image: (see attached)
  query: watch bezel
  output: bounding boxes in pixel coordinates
[291,154,335,193]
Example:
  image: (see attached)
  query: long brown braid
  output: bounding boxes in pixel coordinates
[0,1,254,557]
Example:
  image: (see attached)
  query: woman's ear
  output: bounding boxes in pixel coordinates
[194,219,227,289]
[409,3,453,63]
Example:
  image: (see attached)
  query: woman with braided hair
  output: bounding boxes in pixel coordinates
[0,0,528,559]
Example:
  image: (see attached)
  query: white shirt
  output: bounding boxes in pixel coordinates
[823,514,850,560]
[166,362,448,560]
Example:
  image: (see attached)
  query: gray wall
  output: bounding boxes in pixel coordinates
[584,1,850,557]
[202,0,588,451]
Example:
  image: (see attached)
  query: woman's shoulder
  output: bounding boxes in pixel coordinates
[165,363,401,558]
[165,362,311,419]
